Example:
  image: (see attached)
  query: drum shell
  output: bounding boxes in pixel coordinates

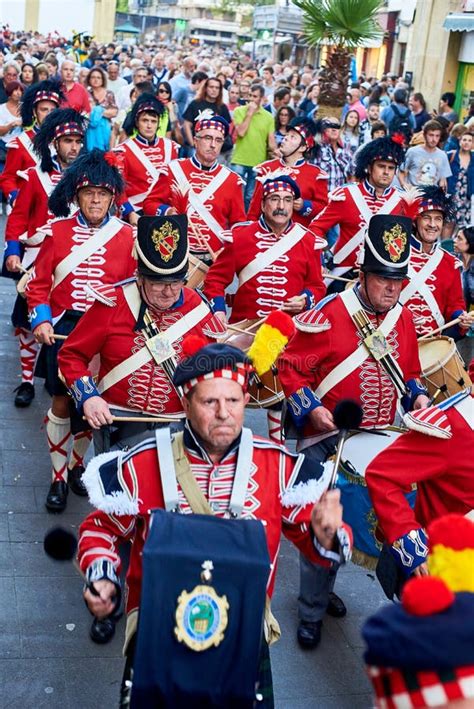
[186,254,208,290]
[418,336,472,401]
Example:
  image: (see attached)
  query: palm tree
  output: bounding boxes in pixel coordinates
[293,0,384,109]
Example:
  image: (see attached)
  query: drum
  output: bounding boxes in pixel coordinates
[336,430,415,570]
[224,319,284,409]
[186,254,208,290]
[418,336,472,402]
[16,268,31,298]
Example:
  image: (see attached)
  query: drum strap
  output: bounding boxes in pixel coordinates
[316,289,404,400]
[333,186,402,265]
[53,218,123,289]
[399,248,445,327]
[169,161,228,240]
[238,223,307,288]
[125,138,162,207]
[98,291,209,394]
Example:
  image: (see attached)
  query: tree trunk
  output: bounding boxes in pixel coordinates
[318,46,352,108]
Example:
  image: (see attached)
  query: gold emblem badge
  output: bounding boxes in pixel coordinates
[151,222,179,262]
[144,333,175,364]
[363,329,393,361]
[382,223,407,262]
[174,561,229,652]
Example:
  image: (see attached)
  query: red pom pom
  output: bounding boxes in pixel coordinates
[428,514,474,552]
[104,151,120,168]
[391,132,406,147]
[402,576,455,616]
[264,310,295,339]
[181,334,207,359]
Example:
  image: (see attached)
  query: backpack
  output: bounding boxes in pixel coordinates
[388,104,413,144]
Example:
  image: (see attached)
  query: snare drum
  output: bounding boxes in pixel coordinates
[336,430,415,569]
[418,336,471,402]
[224,319,284,409]
[186,254,209,290]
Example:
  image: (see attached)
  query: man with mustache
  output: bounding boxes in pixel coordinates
[203,175,326,442]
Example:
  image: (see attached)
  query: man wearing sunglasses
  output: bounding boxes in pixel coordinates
[143,116,245,265]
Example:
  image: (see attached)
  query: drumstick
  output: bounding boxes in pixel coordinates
[82,415,178,424]
[322,271,353,283]
[188,219,218,261]
[52,334,68,340]
[418,318,461,340]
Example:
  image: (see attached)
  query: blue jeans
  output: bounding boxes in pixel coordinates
[230,163,256,211]
[298,436,340,623]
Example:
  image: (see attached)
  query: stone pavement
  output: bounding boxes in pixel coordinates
[2,224,470,708]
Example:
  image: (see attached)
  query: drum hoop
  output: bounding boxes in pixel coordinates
[419,336,455,376]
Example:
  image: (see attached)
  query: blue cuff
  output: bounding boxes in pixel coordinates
[312,526,351,565]
[301,288,315,311]
[287,386,321,427]
[157,204,171,216]
[389,528,428,577]
[70,376,101,410]
[299,199,313,217]
[402,378,429,412]
[8,190,18,206]
[445,309,464,341]
[120,201,134,217]
[209,296,226,313]
[4,240,21,258]
[86,559,120,587]
[29,303,52,330]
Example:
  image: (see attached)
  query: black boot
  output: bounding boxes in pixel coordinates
[297,620,322,649]
[68,465,88,497]
[90,617,116,644]
[326,592,347,618]
[45,481,68,512]
[14,382,35,407]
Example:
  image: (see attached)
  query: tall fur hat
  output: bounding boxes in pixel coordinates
[48,149,124,217]
[287,116,318,151]
[123,93,165,137]
[354,135,405,180]
[33,108,86,172]
[21,79,63,127]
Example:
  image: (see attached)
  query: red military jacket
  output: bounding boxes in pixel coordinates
[78,425,353,614]
[203,217,326,322]
[365,391,474,545]
[114,134,179,213]
[247,157,329,226]
[0,128,39,200]
[400,236,466,338]
[25,214,136,330]
[4,164,63,265]
[310,179,406,272]
[58,283,226,417]
[278,286,423,439]
[143,156,246,255]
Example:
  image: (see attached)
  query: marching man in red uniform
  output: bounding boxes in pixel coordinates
[3,108,86,407]
[115,93,179,225]
[309,135,406,289]
[58,214,227,455]
[143,116,245,265]
[25,149,136,513]
[365,385,474,579]
[247,117,328,226]
[399,186,472,338]
[203,175,326,442]
[78,338,352,705]
[0,79,63,205]
[278,214,430,650]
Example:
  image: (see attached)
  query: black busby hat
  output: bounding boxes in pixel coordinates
[287,116,318,150]
[354,135,405,180]
[194,115,230,138]
[135,215,189,281]
[361,214,411,279]
[406,185,456,222]
[21,79,63,127]
[48,149,125,217]
[33,108,86,173]
[173,339,253,394]
[123,93,165,136]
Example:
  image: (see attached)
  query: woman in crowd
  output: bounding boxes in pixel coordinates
[35,63,49,82]
[274,105,296,146]
[298,82,319,117]
[156,80,181,142]
[341,109,360,154]
[86,66,118,149]
[20,62,38,87]
[453,225,474,330]
[444,123,467,153]
[0,81,24,152]
[447,130,474,228]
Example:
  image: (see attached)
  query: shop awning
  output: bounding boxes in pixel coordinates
[114,22,140,34]
[443,13,474,32]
